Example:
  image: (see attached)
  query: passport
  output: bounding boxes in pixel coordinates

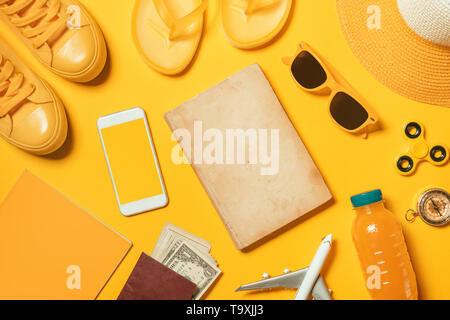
[118,253,197,300]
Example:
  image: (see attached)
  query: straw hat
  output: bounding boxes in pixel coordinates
[337,0,450,107]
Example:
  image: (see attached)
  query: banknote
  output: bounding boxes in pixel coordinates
[152,223,217,266]
[165,223,211,251]
[163,241,221,300]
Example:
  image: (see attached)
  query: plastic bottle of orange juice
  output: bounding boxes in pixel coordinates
[351,190,418,300]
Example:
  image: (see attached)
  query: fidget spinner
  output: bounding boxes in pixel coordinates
[406,188,450,227]
[396,122,449,176]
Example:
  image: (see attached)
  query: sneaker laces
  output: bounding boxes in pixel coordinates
[0,0,68,49]
[0,54,35,119]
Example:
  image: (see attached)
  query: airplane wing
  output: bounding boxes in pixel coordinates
[235,267,332,300]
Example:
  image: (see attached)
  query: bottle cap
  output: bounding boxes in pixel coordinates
[351,189,382,208]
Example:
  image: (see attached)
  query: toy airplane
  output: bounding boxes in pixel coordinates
[236,234,333,300]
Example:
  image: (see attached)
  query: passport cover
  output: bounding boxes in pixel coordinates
[117,253,197,300]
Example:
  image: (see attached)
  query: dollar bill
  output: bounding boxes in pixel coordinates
[163,241,221,300]
[152,223,217,266]
[165,223,211,251]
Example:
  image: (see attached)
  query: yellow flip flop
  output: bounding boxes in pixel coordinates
[132,0,208,75]
[221,0,292,49]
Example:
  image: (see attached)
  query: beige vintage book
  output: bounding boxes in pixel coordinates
[165,64,332,250]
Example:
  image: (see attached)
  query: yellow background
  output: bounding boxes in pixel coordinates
[1,1,449,300]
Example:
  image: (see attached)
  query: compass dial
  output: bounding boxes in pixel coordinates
[418,189,450,226]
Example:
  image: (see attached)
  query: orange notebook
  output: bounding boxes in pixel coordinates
[0,171,132,300]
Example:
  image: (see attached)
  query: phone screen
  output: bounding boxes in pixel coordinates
[101,118,162,204]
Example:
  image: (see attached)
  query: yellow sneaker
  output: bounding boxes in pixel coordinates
[0,36,67,155]
[0,0,107,83]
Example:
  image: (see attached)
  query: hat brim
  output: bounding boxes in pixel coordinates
[337,0,450,107]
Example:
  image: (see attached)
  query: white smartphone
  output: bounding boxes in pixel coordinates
[97,107,168,216]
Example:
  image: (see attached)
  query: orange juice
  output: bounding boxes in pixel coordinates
[351,190,418,300]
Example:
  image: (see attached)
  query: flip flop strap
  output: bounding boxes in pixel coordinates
[152,0,207,40]
[239,0,281,15]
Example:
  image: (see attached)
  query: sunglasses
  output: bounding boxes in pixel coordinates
[282,42,378,138]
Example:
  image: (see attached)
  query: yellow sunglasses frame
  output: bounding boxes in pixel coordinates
[282,42,379,138]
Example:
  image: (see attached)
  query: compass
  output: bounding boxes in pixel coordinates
[406,188,450,227]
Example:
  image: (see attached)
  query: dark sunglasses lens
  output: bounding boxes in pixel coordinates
[291,51,327,89]
[330,92,369,130]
